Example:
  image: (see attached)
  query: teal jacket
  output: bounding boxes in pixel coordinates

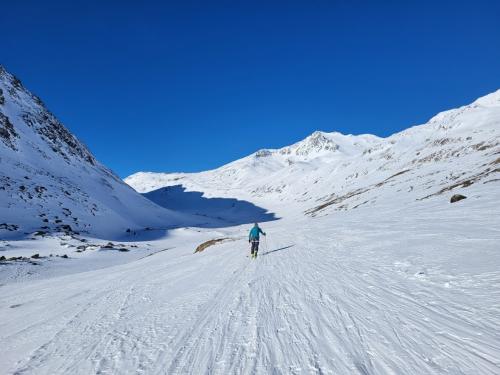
[249,226,265,241]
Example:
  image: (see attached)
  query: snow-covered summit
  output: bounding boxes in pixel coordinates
[281,131,341,156]
[252,131,381,161]
[0,65,97,166]
[280,130,381,157]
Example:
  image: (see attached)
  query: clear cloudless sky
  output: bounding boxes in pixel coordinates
[2,0,500,177]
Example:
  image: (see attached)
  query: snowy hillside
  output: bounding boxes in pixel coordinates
[1,86,499,374]
[126,90,500,218]
[0,66,188,240]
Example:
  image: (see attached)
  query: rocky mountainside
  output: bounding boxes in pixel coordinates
[0,66,186,239]
[126,90,500,217]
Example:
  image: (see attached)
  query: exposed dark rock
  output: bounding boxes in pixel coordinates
[61,254,68,258]
[0,223,19,231]
[450,194,467,203]
[35,186,47,194]
[31,253,40,259]
[0,112,18,149]
[58,224,73,232]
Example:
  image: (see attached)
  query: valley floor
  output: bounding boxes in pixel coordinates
[1,201,500,375]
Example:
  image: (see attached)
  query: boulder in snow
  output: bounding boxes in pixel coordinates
[450,194,467,203]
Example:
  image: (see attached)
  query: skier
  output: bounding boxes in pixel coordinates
[248,222,266,259]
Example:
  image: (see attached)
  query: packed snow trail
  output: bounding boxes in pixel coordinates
[1,210,499,375]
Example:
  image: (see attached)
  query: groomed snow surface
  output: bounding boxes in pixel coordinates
[1,190,500,374]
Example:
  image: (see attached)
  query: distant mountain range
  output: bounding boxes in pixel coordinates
[1,65,499,240]
[126,90,500,218]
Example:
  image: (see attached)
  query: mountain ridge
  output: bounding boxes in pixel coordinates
[0,66,188,240]
[126,89,500,218]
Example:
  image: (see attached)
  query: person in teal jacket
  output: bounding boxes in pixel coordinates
[249,223,266,258]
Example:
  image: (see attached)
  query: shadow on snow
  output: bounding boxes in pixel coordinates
[262,244,295,256]
[0,185,279,243]
[143,184,279,229]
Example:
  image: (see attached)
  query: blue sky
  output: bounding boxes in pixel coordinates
[3,1,500,177]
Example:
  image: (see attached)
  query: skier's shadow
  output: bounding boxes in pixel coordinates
[262,244,295,256]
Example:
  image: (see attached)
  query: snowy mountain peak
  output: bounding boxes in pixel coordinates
[277,130,383,159]
[252,131,343,160]
[0,66,188,239]
[0,66,97,166]
[283,131,340,156]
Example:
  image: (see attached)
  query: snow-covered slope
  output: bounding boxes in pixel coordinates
[1,88,499,374]
[2,189,499,374]
[0,66,187,239]
[126,90,500,218]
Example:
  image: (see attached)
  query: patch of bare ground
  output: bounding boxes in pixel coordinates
[195,238,234,253]
[472,140,499,152]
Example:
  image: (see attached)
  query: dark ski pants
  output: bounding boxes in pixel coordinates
[251,240,259,255]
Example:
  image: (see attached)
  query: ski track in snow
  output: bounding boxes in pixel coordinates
[2,217,499,375]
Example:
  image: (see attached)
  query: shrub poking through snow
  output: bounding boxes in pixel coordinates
[195,238,232,253]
